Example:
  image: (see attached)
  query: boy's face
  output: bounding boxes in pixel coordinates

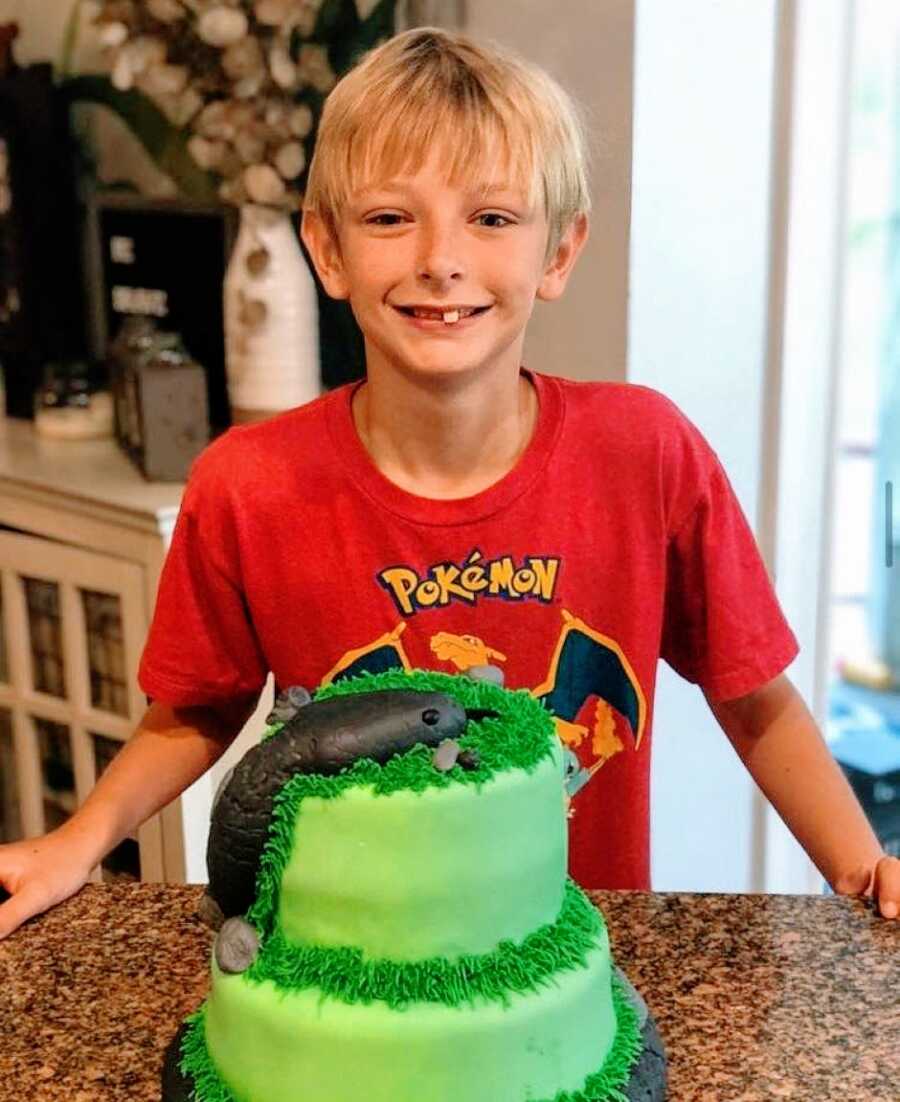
[301,143,589,387]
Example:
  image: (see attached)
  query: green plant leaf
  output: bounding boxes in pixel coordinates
[319,0,396,95]
[311,0,357,42]
[59,75,220,203]
[58,0,85,80]
[358,0,398,40]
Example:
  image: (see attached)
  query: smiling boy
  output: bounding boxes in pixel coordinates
[0,26,897,938]
[313,148,551,503]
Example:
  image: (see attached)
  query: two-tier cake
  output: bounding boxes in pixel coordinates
[161,668,666,1101]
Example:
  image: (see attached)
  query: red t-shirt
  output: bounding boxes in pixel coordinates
[139,368,799,890]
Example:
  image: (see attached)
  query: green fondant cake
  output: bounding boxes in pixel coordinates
[162,669,657,1102]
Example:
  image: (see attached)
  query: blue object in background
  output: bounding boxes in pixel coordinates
[828,724,900,776]
[826,678,900,860]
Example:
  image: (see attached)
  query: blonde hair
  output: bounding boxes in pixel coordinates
[303,26,592,268]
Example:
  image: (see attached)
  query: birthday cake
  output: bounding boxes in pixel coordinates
[161,669,666,1101]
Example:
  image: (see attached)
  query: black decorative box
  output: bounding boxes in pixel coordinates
[109,321,209,482]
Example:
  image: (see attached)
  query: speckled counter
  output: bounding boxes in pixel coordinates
[0,885,896,1101]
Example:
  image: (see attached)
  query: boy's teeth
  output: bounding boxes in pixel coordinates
[410,307,477,321]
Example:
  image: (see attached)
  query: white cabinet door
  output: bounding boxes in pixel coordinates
[0,528,164,882]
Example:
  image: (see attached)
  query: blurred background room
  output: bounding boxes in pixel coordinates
[0,0,896,897]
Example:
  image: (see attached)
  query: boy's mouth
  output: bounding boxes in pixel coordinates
[392,304,492,327]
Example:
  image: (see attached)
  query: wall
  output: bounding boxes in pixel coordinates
[466,0,634,382]
[771,0,854,892]
[628,0,795,892]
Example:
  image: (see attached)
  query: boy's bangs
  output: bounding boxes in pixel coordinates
[302,26,591,266]
[338,97,541,215]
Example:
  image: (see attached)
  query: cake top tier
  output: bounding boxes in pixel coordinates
[205,669,564,938]
[246,669,562,940]
[268,667,558,791]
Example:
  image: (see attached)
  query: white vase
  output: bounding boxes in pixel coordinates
[223,203,320,422]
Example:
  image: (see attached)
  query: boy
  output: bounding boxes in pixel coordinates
[0,26,896,938]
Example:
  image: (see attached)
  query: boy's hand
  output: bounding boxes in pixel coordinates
[0,832,94,940]
[834,854,900,920]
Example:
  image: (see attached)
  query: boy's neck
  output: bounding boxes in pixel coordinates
[351,367,539,500]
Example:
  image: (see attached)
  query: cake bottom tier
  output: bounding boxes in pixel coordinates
[187,940,626,1102]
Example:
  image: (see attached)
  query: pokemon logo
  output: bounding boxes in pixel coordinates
[377,548,561,616]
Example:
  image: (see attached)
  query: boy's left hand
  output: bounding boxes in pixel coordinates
[835,854,900,919]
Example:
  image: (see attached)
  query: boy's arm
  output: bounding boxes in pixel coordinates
[706,673,899,918]
[0,695,258,939]
[54,696,258,863]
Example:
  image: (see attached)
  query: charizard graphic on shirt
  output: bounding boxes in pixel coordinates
[318,608,647,797]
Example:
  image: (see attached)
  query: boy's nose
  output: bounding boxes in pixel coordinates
[416,227,467,284]
[417,265,464,287]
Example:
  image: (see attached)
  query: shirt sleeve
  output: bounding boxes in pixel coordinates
[658,408,800,703]
[138,434,269,708]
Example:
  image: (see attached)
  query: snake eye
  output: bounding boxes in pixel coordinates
[422,708,441,726]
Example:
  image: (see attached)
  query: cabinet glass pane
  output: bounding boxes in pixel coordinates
[0,708,20,843]
[91,734,141,881]
[82,590,128,716]
[24,578,65,697]
[0,583,7,684]
[92,732,124,778]
[35,717,75,831]
[101,836,141,884]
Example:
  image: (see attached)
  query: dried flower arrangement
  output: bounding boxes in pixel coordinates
[89,0,394,212]
[73,0,398,404]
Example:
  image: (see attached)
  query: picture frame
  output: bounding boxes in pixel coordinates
[84,190,238,433]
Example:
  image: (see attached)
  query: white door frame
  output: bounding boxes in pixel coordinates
[758,0,856,893]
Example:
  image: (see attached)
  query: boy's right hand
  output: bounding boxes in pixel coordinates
[0,698,258,941]
[0,832,94,940]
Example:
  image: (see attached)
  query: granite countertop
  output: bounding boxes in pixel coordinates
[0,885,896,1101]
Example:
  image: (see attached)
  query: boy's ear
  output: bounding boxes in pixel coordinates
[300,210,351,301]
[536,213,590,303]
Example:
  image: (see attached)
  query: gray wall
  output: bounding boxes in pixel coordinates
[628,0,799,891]
[466,1,634,382]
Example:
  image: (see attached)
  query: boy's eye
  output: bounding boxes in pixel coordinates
[365,213,513,228]
[478,212,511,228]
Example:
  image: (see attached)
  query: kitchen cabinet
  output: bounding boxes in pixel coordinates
[0,416,188,881]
